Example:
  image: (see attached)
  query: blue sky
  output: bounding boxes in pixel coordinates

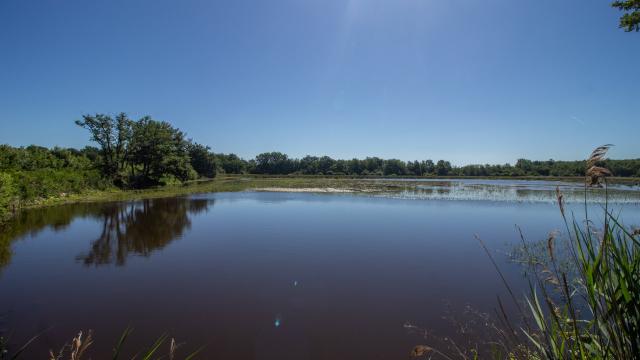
[1,0,638,165]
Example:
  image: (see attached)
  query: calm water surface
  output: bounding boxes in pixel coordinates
[1,189,639,359]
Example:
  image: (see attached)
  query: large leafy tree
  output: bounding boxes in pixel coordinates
[217,153,246,174]
[254,152,295,174]
[188,142,217,178]
[75,113,132,178]
[612,0,640,31]
[299,156,319,175]
[363,157,384,175]
[128,117,193,185]
[317,156,335,175]
[435,160,452,176]
[383,159,407,176]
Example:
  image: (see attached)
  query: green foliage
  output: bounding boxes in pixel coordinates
[0,144,111,225]
[0,172,17,217]
[0,145,93,171]
[75,113,132,179]
[383,159,407,176]
[187,143,217,178]
[230,154,640,177]
[127,117,194,186]
[612,0,640,31]
[470,148,640,359]
[514,190,640,359]
[76,114,203,188]
[215,153,246,174]
[254,152,296,174]
[73,119,640,178]
[10,169,107,200]
[435,160,452,176]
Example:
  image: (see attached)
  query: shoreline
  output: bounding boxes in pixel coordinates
[254,187,358,193]
[2,175,639,226]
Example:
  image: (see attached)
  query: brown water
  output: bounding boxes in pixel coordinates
[1,191,638,359]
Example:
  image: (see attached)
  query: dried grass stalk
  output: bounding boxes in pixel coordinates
[586,144,613,168]
[586,166,613,186]
[555,186,565,218]
[410,345,433,357]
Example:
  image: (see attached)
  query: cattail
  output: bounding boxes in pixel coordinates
[586,166,613,186]
[410,345,433,357]
[587,144,613,168]
[587,166,612,177]
[169,338,177,360]
[585,145,614,187]
[556,186,565,217]
[547,231,557,262]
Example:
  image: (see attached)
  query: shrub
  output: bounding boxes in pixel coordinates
[0,172,17,219]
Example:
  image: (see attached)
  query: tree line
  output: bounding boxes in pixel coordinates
[242,153,640,178]
[2,113,640,219]
[4,144,638,182]
[1,113,640,183]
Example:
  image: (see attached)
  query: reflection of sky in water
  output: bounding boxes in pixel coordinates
[3,191,640,359]
[365,179,640,204]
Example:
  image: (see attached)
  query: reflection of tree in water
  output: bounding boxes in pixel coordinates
[78,198,211,266]
[0,198,211,271]
[1,203,99,271]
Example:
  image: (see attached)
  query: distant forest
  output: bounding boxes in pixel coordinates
[1,113,639,218]
[1,114,639,183]
[3,114,639,179]
[2,143,640,180]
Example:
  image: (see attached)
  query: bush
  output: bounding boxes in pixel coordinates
[11,169,109,202]
[0,172,18,219]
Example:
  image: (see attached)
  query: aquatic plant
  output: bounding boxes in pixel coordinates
[0,327,202,360]
[411,145,640,359]
[499,145,639,359]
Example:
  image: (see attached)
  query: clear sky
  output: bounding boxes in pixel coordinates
[0,0,638,165]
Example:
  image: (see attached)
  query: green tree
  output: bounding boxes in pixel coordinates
[188,143,217,178]
[407,160,423,176]
[75,113,132,179]
[254,152,295,174]
[363,157,384,175]
[129,117,193,186]
[347,159,363,175]
[435,160,452,176]
[217,153,246,174]
[80,146,101,164]
[300,156,319,174]
[383,159,407,176]
[0,172,17,219]
[317,156,335,174]
[331,159,348,174]
[421,160,435,175]
[612,0,640,31]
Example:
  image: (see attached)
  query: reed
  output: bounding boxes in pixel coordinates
[0,327,202,360]
[412,145,639,359]
[494,145,639,359]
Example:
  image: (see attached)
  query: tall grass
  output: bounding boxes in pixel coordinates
[0,327,202,360]
[513,145,639,359]
[412,145,640,359]
[488,145,640,360]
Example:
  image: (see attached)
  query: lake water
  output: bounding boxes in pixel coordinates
[1,184,639,359]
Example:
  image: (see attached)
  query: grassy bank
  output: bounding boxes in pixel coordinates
[14,175,392,207]
[3,174,639,225]
[0,175,400,225]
